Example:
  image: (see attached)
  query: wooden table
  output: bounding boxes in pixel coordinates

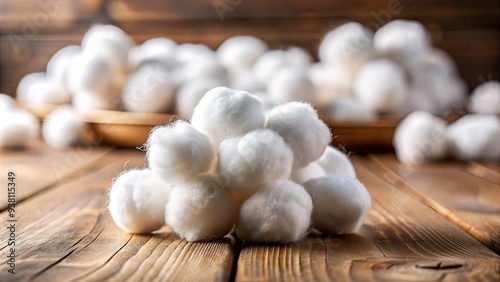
[1,142,499,281]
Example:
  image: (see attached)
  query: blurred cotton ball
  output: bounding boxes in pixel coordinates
[128,37,177,70]
[291,161,326,184]
[176,77,223,118]
[0,109,39,149]
[16,72,45,103]
[174,43,213,66]
[0,94,15,111]
[317,146,356,178]
[268,67,315,103]
[46,45,80,85]
[322,97,376,121]
[468,81,500,115]
[42,106,90,149]
[217,35,268,77]
[309,63,353,107]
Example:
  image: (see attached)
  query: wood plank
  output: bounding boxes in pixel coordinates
[0,150,235,281]
[236,156,499,281]
[465,162,500,185]
[0,141,112,210]
[370,154,500,253]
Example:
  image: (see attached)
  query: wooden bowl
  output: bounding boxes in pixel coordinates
[79,109,180,148]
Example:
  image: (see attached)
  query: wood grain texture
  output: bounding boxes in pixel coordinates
[236,156,499,281]
[369,155,500,254]
[0,150,236,282]
[0,141,111,210]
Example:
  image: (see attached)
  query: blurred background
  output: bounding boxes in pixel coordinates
[0,0,498,97]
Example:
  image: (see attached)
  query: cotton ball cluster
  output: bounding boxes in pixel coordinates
[354,59,408,114]
[393,111,448,165]
[267,67,315,104]
[122,62,176,113]
[446,115,500,162]
[109,169,173,234]
[42,106,90,149]
[191,87,265,146]
[319,22,373,74]
[146,120,215,183]
[468,81,500,115]
[236,180,313,243]
[266,102,331,168]
[304,176,371,235]
[217,35,269,77]
[0,108,39,149]
[165,174,237,241]
[218,129,293,195]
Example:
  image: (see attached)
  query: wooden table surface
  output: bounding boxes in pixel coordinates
[0,142,499,281]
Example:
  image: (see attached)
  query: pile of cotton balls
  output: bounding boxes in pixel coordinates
[108,86,372,243]
[313,20,468,121]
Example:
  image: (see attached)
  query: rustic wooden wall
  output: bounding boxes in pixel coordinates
[1,0,498,97]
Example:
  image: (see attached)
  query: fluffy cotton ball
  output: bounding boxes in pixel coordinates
[319,22,373,73]
[354,59,408,114]
[236,180,312,243]
[267,67,315,103]
[128,37,177,69]
[109,169,172,234]
[16,72,45,103]
[468,81,500,115]
[191,87,265,146]
[304,176,371,234]
[122,62,176,113]
[81,24,133,71]
[410,63,467,114]
[317,146,356,178]
[42,106,90,149]
[176,77,223,118]
[67,51,114,94]
[46,45,80,84]
[0,94,15,111]
[165,174,237,241]
[147,120,215,183]
[0,109,39,149]
[218,129,293,194]
[217,35,268,76]
[291,162,326,184]
[25,75,71,105]
[393,111,448,165]
[446,114,500,162]
[374,20,430,70]
[266,102,331,168]
[322,97,376,122]
[309,63,353,106]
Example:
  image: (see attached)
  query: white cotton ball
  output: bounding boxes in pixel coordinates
[411,65,467,114]
[16,72,45,103]
[319,22,373,73]
[217,35,268,76]
[72,89,121,111]
[176,77,223,118]
[252,50,288,86]
[128,37,177,70]
[122,62,176,113]
[178,55,229,85]
[174,43,213,66]
[304,176,371,235]
[422,48,457,76]
[46,45,80,84]
[67,51,114,94]
[165,174,237,241]
[191,87,265,146]
[291,162,326,184]
[354,59,408,114]
[25,75,71,105]
[309,63,353,107]
[317,146,356,178]
[230,71,264,93]
[393,111,448,165]
[42,106,89,149]
[0,109,39,149]
[218,129,293,194]
[374,20,430,70]
[468,81,500,115]
[284,46,314,68]
[322,97,376,122]
[267,67,315,104]
[146,120,215,183]
[81,24,133,71]
[446,114,500,162]
[0,94,15,111]
[266,102,331,168]
[236,180,312,243]
[109,169,172,234]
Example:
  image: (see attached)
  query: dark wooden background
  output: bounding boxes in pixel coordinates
[0,0,499,97]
